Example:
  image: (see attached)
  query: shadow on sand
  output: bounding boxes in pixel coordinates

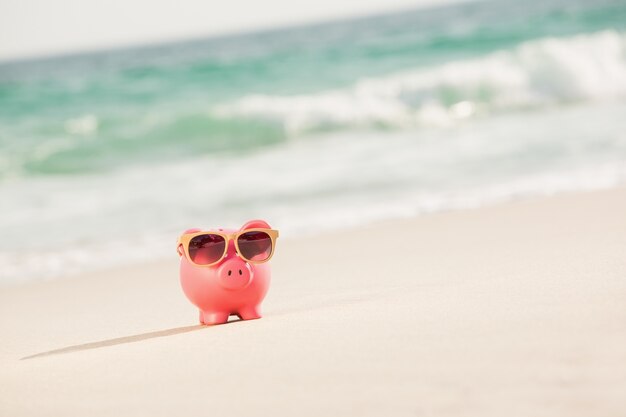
[21,319,241,360]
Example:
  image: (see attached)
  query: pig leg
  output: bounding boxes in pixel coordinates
[200,311,230,325]
[237,306,262,321]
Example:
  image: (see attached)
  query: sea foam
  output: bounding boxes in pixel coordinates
[213,31,626,133]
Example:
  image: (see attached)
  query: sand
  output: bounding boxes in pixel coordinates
[1,188,625,416]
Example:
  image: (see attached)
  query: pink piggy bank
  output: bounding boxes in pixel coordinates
[176,220,278,325]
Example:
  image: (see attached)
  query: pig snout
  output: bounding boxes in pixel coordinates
[217,258,252,290]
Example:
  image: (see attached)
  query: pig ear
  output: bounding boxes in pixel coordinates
[240,219,271,230]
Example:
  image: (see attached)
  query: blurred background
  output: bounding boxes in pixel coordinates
[1,0,625,283]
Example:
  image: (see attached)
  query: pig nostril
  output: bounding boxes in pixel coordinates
[227,270,232,276]
[238,269,242,275]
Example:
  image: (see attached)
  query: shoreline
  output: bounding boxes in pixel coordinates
[4,180,625,289]
[1,187,625,416]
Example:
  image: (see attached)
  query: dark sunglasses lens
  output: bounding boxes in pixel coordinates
[237,231,272,262]
[188,234,226,265]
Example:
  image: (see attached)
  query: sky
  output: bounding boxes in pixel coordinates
[0,0,454,61]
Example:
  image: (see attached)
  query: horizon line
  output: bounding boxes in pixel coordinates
[0,0,476,65]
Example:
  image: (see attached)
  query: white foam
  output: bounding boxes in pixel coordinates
[2,159,624,285]
[64,114,98,135]
[213,31,626,133]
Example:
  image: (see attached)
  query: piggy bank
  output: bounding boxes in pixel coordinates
[176,220,278,325]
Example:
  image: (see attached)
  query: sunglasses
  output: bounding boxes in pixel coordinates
[177,228,279,267]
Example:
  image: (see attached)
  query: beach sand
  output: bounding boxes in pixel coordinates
[1,188,625,416]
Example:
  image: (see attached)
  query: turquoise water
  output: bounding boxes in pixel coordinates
[1,0,626,283]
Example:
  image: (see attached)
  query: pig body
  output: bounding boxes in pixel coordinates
[178,221,273,325]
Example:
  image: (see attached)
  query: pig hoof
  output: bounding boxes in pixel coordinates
[200,311,229,325]
[237,306,262,321]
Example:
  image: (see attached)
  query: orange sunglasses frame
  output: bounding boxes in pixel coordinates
[177,228,279,267]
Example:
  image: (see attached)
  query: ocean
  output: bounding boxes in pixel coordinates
[1,0,626,284]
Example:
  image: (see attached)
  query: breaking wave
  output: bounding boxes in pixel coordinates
[213,31,626,133]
